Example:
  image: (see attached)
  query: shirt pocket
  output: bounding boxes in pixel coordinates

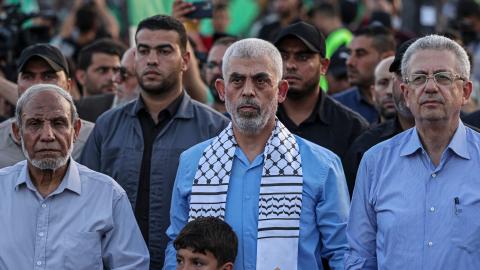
[451,205,480,253]
[63,231,102,269]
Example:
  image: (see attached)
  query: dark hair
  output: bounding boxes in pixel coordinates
[174,217,238,266]
[212,36,238,47]
[135,15,187,53]
[77,38,126,70]
[308,2,339,18]
[354,24,396,53]
[75,3,99,34]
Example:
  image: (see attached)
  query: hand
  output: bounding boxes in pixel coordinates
[172,0,196,23]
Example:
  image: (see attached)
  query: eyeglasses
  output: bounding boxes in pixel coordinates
[119,66,133,81]
[405,71,465,88]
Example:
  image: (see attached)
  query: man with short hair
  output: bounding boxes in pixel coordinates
[372,57,396,121]
[113,47,139,107]
[273,22,368,162]
[76,38,126,96]
[165,38,349,270]
[346,35,480,269]
[333,25,396,123]
[175,217,238,270]
[80,15,229,268]
[0,84,149,269]
[0,44,94,168]
[204,36,237,114]
[343,40,415,195]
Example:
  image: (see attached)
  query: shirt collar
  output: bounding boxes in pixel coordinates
[14,158,82,196]
[129,91,193,119]
[400,121,470,159]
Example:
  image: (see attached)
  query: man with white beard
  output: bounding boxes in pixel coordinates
[164,38,350,270]
[0,84,149,269]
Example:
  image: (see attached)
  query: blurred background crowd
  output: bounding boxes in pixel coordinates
[0,0,480,121]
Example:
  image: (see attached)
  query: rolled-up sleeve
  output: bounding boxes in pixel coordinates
[102,193,150,269]
[345,154,378,270]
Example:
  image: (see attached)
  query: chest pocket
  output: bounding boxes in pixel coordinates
[63,232,102,269]
[451,204,480,253]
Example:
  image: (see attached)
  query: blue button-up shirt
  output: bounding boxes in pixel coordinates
[0,159,149,269]
[332,86,379,124]
[165,136,350,270]
[346,121,480,269]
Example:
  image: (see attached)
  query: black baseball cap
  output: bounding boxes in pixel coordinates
[17,44,70,77]
[389,38,417,73]
[273,21,326,57]
[328,46,349,78]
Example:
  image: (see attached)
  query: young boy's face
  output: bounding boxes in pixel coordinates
[176,248,232,270]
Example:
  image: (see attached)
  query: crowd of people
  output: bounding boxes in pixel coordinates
[1,0,480,269]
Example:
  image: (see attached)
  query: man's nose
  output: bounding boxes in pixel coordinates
[40,123,55,141]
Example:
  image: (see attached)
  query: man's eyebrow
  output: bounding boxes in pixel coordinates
[137,43,174,50]
[252,72,271,80]
[229,72,245,79]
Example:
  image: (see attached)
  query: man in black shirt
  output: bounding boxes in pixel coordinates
[274,22,369,163]
[344,39,416,194]
[79,15,229,269]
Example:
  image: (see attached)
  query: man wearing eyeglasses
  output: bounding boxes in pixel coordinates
[113,47,139,107]
[346,35,480,269]
[203,36,237,114]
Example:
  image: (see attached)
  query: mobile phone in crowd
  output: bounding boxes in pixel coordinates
[185,1,213,19]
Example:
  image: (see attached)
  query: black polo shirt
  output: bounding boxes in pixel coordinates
[135,92,184,242]
[343,117,404,195]
[277,91,369,161]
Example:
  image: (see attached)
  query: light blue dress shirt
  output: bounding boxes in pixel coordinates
[346,121,480,269]
[165,136,350,270]
[0,159,149,269]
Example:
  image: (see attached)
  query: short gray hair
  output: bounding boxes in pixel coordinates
[401,34,470,80]
[222,38,283,82]
[15,84,78,127]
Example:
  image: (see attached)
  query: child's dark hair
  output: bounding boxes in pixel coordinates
[174,217,238,266]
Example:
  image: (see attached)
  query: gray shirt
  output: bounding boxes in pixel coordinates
[0,118,94,168]
[79,93,229,268]
[0,159,149,269]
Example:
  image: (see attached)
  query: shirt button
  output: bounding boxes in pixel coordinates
[431,173,437,178]
[430,207,435,212]
[38,232,44,237]
[41,203,47,208]
[428,241,433,247]
[36,261,42,266]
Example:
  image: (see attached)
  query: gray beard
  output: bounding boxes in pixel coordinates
[21,136,73,171]
[225,97,277,135]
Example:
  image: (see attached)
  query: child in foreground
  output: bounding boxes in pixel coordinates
[174,217,238,270]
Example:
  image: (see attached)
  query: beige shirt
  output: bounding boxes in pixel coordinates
[0,118,94,168]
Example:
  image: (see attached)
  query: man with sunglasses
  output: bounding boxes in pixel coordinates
[346,35,480,269]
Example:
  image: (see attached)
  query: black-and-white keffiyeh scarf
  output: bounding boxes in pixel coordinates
[188,120,303,269]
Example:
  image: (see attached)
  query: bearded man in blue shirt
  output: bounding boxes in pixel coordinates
[164,38,350,270]
[346,35,480,269]
[0,84,149,269]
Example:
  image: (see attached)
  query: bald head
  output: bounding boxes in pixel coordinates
[373,56,396,120]
[113,47,139,107]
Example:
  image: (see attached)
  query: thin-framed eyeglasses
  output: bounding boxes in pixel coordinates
[405,71,466,88]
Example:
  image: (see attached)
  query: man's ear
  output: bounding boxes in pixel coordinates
[219,262,234,270]
[400,82,411,108]
[215,78,226,102]
[277,79,289,103]
[182,50,191,72]
[12,121,21,143]
[320,57,330,76]
[73,118,81,142]
[462,80,473,106]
